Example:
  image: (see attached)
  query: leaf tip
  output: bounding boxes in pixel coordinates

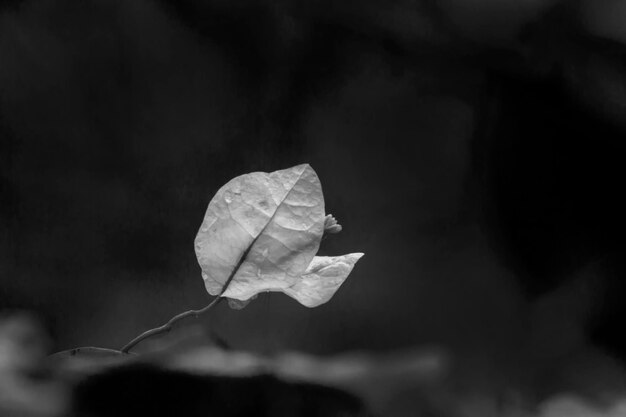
[348,252,365,262]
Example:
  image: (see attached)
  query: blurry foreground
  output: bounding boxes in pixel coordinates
[2,313,626,417]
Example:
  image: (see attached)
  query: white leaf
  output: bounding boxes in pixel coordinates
[194,164,363,307]
[284,253,364,307]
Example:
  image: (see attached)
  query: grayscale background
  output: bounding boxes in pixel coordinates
[2,0,626,401]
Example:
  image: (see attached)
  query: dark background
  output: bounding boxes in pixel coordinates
[2,0,626,399]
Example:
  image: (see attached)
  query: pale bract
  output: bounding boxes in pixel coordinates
[194,164,363,308]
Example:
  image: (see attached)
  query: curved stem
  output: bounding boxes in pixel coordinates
[120,296,225,353]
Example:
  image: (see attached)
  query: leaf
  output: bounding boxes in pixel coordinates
[283,254,364,308]
[194,164,363,308]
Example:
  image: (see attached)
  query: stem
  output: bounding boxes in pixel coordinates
[120,296,225,353]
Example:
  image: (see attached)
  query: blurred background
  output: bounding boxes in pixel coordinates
[2,0,626,407]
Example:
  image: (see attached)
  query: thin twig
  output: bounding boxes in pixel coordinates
[119,296,225,353]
